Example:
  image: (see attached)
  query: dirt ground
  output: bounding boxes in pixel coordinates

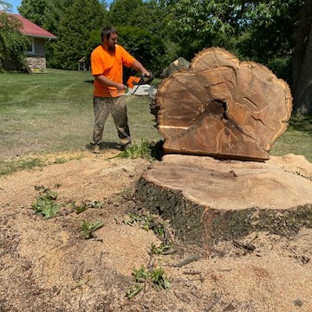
[1,149,312,312]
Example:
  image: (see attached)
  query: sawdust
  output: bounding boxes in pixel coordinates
[0,151,312,312]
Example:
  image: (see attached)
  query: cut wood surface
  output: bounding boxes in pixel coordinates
[134,154,312,247]
[156,48,293,161]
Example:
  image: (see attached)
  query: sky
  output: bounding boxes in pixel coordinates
[8,0,113,14]
[8,0,20,13]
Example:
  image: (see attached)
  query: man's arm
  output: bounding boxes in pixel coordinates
[131,60,150,77]
[94,75,127,92]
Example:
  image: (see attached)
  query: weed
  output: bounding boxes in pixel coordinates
[32,186,104,219]
[71,200,103,214]
[132,265,149,283]
[125,284,143,299]
[123,213,169,242]
[123,213,172,299]
[119,187,134,200]
[150,242,172,255]
[31,185,60,218]
[117,139,154,160]
[80,220,103,239]
[71,202,89,214]
[123,213,144,226]
[149,266,170,290]
[86,200,103,209]
[126,264,170,299]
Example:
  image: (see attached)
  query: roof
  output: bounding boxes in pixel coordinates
[9,13,56,39]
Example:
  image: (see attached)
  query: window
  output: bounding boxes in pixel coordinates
[27,38,35,54]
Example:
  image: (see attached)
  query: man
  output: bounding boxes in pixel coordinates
[90,26,151,154]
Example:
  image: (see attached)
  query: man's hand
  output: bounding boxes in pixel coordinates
[116,83,127,92]
[142,70,152,78]
[95,75,127,91]
[141,71,154,84]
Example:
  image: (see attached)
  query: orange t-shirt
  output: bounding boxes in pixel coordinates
[91,44,135,97]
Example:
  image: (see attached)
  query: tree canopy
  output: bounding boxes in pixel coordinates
[0,12,29,72]
[51,0,105,70]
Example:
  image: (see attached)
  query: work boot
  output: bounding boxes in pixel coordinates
[120,139,131,151]
[90,143,101,154]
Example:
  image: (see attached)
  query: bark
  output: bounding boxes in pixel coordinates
[155,48,292,161]
[292,0,312,115]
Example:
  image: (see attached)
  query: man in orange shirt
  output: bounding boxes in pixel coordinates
[90,26,151,154]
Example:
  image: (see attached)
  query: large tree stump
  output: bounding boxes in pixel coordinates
[156,48,293,161]
[133,154,312,249]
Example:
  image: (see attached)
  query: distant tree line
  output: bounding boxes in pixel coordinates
[1,0,311,114]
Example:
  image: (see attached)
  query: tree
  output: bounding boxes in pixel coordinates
[0,12,29,72]
[52,0,105,70]
[18,0,76,34]
[18,0,48,26]
[130,0,176,68]
[42,0,75,35]
[107,0,173,74]
[0,0,12,12]
[166,0,298,61]
[39,0,76,68]
[292,0,312,115]
[117,25,166,78]
[107,0,144,26]
[165,0,238,60]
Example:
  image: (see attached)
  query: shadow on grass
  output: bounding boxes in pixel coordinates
[85,141,122,153]
[288,115,312,134]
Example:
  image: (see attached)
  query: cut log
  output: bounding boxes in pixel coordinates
[133,154,312,250]
[155,48,293,161]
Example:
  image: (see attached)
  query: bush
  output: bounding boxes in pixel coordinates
[0,13,29,72]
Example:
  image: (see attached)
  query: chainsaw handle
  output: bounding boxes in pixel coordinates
[131,71,153,95]
[141,70,154,84]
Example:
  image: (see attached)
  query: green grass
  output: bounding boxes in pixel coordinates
[271,116,312,162]
[0,69,312,174]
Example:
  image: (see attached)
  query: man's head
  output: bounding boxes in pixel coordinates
[101,26,118,51]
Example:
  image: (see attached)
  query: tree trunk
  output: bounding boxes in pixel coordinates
[133,154,312,250]
[292,0,312,115]
[155,48,292,161]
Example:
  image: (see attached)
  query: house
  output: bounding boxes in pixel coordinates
[11,13,56,72]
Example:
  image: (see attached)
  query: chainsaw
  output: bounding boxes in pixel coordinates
[131,71,154,96]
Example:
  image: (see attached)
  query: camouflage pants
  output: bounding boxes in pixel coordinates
[92,96,131,145]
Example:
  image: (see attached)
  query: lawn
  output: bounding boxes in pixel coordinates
[0,69,162,160]
[270,115,312,161]
[0,69,312,174]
